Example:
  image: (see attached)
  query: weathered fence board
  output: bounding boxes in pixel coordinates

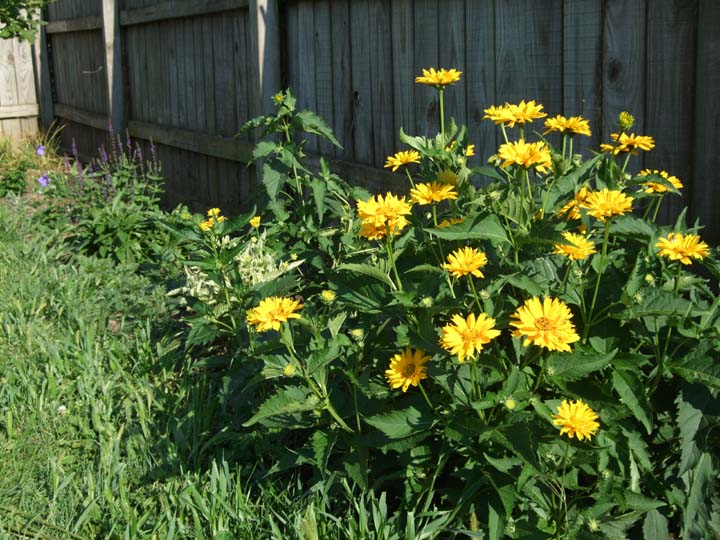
[0,37,38,140]
[31,0,720,240]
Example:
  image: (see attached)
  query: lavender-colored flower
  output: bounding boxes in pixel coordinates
[36,145,45,157]
[63,153,71,172]
[71,138,78,159]
[37,173,50,188]
[99,145,109,164]
[135,142,143,163]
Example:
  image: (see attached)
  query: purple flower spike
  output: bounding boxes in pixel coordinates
[36,145,45,157]
[63,154,71,172]
[37,173,50,188]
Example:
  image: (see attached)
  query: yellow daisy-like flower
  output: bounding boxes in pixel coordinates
[600,132,655,155]
[580,189,633,222]
[498,139,552,174]
[199,208,227,231]
[510,297,580,352]
[483,104,512,125]
[638,169,683,193]
[556,186,592,221]
[385,347,431,392]
[553,232,597,261]
[384,150,421,172]
[249,216,261,228]
[443,247,488,278]
[438,217,464,228]
[552,399,600,441]
[409,182,458,205]
[444,141,475,157]
[357,192,413,240]
[543,115,592,137]
[246,296,303,332]
[440,313,501,363]
[415,67,462,88]
[656,232,710,265]
[506,100,548,127]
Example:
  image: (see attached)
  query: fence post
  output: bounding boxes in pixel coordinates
[249,0,281,117]
[101,0,124,133]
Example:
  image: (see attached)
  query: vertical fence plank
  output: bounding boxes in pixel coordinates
[36,23,54,129]
[12,39,38,137]
[314,0,335,157]
[562,0,603,156]
[0,40,24,139]
[369,0,393,168]
[465,0,496,171]
[602,0,647,169]
[390,0,414,152]
[413,0,438,137]
[644,0,697,224]
[101,0,124,132]
[330,0,352,159]
[438,0,466,135]
[692,0,720,243]
[350,0,373,164]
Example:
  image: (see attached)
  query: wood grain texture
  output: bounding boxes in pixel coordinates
[562,0,603,156]
[330,0,353,159]
[692,0,720,243]
[465,0,496,170]
[602,0,647,154]
[438,0,466,135]
[314,0,335,156]
[369,0,393,168]
[0,39,23,139]
[119,0,248,27]
[349,0,373,164]
[390,0,414,151]
[644,0,697,224]
[412,0,439,137]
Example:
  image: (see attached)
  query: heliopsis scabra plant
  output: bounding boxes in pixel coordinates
[510,297,580,352]
[440,313,500,362]
[656,232,710,265]
[415,67,462,88]
[497,139,552,173]
[638,169,683,193]
[356,192,412,240]
[552,399,600,441]
[443,246,488,278]
[600,132,655,155]
[246,296,303,332]
[580,188,634,222]
[409,182,458,205]
[385,347,430,392]
[384,150,421,172]
[543,115,592,137]
[553,231,596,261]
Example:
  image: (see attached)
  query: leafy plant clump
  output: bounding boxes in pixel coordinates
[174,74,720,539]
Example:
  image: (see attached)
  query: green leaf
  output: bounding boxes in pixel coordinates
[623,493,665,512]
[252,140,277,161]
[676,383,716,474]
[426,214,509,245]
[547,350,614,381]
[337,263,395,288]
[473,165,506,183]
[262,162,286,202]
[327,312,346,339]
[502,273,544,296]
[643,509,669,540]
[310,178,326,223]
[610,215,656,239]
[243,386,320,427]
[670,342,720,389]
[311,430,336,470]
[293,110,342,148]
[683,452,715,539]
[612,369,653,434]
[364,406,433,439]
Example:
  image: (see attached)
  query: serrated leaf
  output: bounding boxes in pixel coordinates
[262,162,286,201]
[610,215,656,239]
[337,263,395,288]
[643,509,669,540]
[364,406,433,439]
[676,383,715,474]
[473,165,506,182]
[670,342,720,389]
[426,214,509,244]
[503,273,544,296]
[547,350,614,381]
[327,312,346,339]
[293,110,342,148]
[310,178,326,223]
[311,430,336,470]
[243,386,319,427]
[612,369,653,434]
[252,140,277,161]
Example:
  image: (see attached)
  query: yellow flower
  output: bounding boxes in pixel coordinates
[246,296,303,332]
[506,100,547,126]
[283,364,296,377]
[552,399,600,441]
[437,169,458,185]
[199,208,227,231]
[320,290,336,304]
[444,141,475,157]
[553,232,597,261]
[580,189,633,222]
[415,67,462,88]
[543,115,591,137]
[600,132,655,155]
[656,232,710,265]
[443,247,488,278]
[250,216,261,228]
[638,169,683,193]
[618,111,635,131]
[273,92,284,105]
[483,104,513,125]
[410,182,458,205]
[557,186,591,220]
[384,150,421,172]
[438,217,464,228]
[357,192,413,240]
[440,313,501,363]
[498,139,552,174]
[385,347,431,392]
[510,297,580,352]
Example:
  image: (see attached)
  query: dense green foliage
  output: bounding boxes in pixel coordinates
[0,0,53,41]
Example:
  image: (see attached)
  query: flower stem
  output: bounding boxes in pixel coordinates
[385,237,403,291]
[419,381,436,414]
[583,220,611,340]
[325,397,354,433]
[561,134,567,160]
[438,88,446,143]
[468,277,484,313]
[404,168,416,188]
[673,263,682,295]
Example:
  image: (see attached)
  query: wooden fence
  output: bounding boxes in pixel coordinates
[37,0,720,242]
[0,37,39,140]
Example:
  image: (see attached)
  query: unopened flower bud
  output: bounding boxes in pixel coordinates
[283,364,296,377]
[320,290,336,304]
[504,398,517,411]
[618,111,635,131]
[420,296,433,308]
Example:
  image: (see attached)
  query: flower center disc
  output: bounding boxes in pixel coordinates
[534,316,553,331]
[402,364,416,377]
